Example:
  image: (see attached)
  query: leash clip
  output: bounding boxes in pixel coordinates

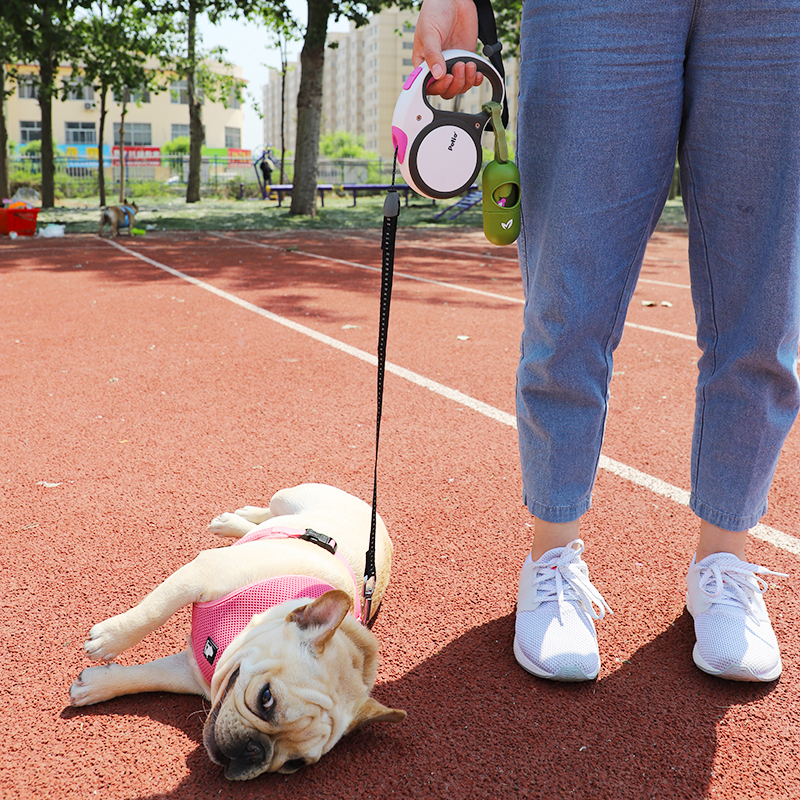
[299,528,338,555]
[361,576,376,623]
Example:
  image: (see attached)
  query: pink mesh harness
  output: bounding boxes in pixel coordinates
[191,526,361,685]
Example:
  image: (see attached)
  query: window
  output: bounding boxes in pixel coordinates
[171,80,189,104]
[228,89,240,109]
[18,76,37,99]
[20,121,41,143]
[169,124,205,144]
[225,127,241,149]
[65,82,95,101]
[403,41,414,50]
[170,80,202,104]
[112,88,150,104]
[113,122,152,146]
[403,58,413,66]
[66,122,96,144]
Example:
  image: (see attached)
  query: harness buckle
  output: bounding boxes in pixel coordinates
[300,528,338,555]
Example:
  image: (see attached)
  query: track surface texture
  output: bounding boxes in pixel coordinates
[2,228,799,800]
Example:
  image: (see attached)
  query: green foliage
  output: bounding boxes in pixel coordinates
[162,136,191,154]
[18,138,60,155]
[319,132,379,160]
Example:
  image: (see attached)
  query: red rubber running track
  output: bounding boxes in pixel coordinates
[2,227,798,799]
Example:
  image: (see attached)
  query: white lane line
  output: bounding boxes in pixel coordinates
[104,238,799,557]
[599,456,800,557]
[638,278,691,290]
[624,322,697,342]
[211,232,525,305]
[213,233,699,344]
[331,233,693,290]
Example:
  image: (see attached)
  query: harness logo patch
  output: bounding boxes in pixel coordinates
[203,637,218,665]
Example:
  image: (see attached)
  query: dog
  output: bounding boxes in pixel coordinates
[69,483,405,779]
[98,200,138,236]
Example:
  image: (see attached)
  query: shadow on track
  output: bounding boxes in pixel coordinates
[63,611,776,800]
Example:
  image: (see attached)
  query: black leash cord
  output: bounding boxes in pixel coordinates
[362,152,400,624]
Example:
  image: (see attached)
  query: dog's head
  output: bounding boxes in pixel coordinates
[202,590,405,780]
[125,200,139,213]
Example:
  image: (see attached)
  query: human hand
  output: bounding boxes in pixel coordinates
[412,0,483,99]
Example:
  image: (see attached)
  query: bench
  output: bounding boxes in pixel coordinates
[340,184,418,207]
[266,184,335,207]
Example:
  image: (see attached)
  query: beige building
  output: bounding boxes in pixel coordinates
[4,60,245,158]
[263,7,518,163]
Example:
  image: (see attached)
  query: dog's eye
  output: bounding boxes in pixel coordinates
[260,685,274,712]
[281,758,306,773]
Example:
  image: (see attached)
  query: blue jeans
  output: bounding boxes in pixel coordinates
[515,0,800,529]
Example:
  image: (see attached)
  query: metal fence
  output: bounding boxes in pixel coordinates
[7,155,398,192]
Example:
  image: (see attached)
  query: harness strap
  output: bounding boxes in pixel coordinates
[237,525,362,622]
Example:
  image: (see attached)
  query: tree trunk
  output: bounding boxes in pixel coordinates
[118,93,127,203]
[186,0,202,204]
[289,0,333,217]
[97,85,107,207]
[280,38,287,184]
[0,65,9,200]
[38,51,56,208]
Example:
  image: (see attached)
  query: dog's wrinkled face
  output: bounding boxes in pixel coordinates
[202,590,405,780]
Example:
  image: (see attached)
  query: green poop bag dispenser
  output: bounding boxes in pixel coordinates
[482,101,520,246]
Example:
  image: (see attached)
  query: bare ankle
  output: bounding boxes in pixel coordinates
[531,518,581,560]
[695,520,747,563]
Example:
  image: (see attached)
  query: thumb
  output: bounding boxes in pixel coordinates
[412,34,447,80]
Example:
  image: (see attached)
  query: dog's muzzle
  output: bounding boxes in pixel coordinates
[203,667,275,780]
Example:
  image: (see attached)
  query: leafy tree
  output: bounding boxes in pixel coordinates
[161,136,191,154]
[278,0,386,216]
[263,13,301,185]
[132,0,246,203]
[0,20,23,199]
[320,131,378,159]
[72,1,169,206]
[493,0,522,58]
[0,0,83,208]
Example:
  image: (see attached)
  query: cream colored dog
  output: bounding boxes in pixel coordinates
[69,483,405,779]
[98,200,138,236]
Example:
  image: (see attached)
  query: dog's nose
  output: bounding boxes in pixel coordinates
[241,739,266,763]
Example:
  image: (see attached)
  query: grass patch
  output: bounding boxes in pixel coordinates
[36,194,686,235]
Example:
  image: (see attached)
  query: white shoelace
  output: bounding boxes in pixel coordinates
[533,539,613,621]
[696,558,788,623]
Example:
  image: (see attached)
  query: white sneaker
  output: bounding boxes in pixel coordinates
[686,553,787,682]
[514,539,612,681]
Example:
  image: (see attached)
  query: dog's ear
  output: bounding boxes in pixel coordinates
[346,698,407,734]
[287,590,351,654]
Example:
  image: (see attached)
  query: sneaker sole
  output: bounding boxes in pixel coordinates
[513,637,599,682]
[692,644,782,682]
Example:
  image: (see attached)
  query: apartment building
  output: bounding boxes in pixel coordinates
[4,60,245,159]
[262,7,518,162]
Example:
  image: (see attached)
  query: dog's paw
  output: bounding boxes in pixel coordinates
[70,664,124,706]
[208,512,256,537]
[234,506,273,525]
[83,616,140,662]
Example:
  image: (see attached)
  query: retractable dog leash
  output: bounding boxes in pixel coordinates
[362,0,514,621]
